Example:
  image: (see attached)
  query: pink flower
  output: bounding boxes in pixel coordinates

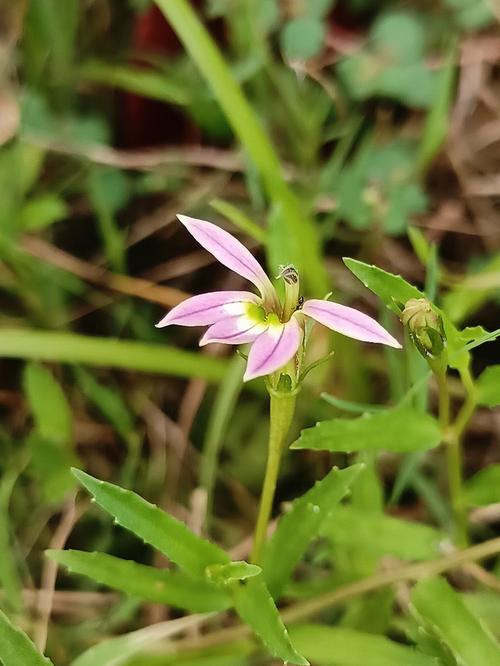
[157,215,401,381]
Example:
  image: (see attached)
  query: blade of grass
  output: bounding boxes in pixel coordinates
[153,0,328,296]
[0,329,228,380]
[210,198,267,244]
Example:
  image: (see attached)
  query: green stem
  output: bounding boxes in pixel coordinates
[436,370,467,547]
[250,391,296,564]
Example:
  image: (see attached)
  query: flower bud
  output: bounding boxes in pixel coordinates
[401,298,446,360]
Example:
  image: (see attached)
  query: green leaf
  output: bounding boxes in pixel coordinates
[20,194,68,230]
[263,465,363,597]
[292,407,441,453]
[464,465,500,506]
[280,18,326,61]
[343,258,423,314]
[23,363,77,500]
[232,577,309,665]
[0,608,53,665]
[372,12,426,65]
[290,624,436,666]
[23,363,72,445]
[0,329,228,381]
[320,506,441,560]
[477,366,500,407]
[72,469,229,577]
[411,576,500,666]
[206,561,261,585]
[74,368,135,441]
[80,61,190,106]
[87,166,130,273]
[47,550,230,612]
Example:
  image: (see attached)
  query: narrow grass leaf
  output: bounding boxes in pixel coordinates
[0,329,227,381]
[232,577,309,665]
[47,549,230,612]
[80,61,189,106]
[290,624,437,666]
[411,576,500,666]
[72,469,229,578]
[210,198,267,243]
[263,465,363,597]
[0,609,53,665]
[292,407,441,453]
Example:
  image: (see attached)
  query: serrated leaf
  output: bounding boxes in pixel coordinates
[232,577,308,665]
[47,549,230,612]
[343,258,423,314]
[206,561,261,585]
[477,366,500,407]
[292,407,441,453]
[320,506,441,560]
[72,469,229,577]
[0,608,53,665]
[464,465,500,506]
[290,624,437,666]
[263,465,363,597]
[411,576,500,666]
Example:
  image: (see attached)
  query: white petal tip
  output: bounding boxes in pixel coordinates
[387,338,402,349]
[155,316,171,328]
[177,213,194,227]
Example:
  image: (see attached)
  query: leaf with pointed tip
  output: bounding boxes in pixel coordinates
[232,577,309,665]
[411,576,500,666]
[47,549,230,612]
[263,465,363,598]
[0,608,53,665]
[72,469,229,578]
[343,258,423,314]
[292,407,441,453]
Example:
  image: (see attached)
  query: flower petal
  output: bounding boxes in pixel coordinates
[302,299,402,348]
[177,215,277,304]
[200,315,268,346]
[156,291,259,328]
[244,317,302,381]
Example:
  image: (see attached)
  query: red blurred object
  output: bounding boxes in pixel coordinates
[118,4,200,148]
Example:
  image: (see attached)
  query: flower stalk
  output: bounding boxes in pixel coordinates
[250,388,297,564]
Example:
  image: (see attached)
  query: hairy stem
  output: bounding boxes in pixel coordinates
[250,391,296,564]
